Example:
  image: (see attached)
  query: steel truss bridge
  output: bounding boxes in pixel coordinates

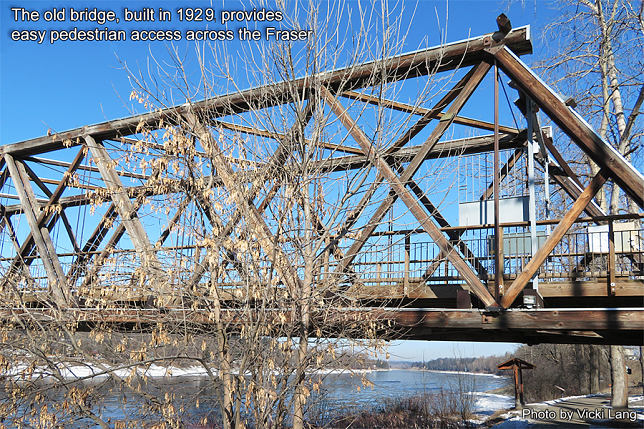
[1,18,642,345]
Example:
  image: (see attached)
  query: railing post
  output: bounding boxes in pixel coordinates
[404,235,410,295]
[376,261,382,285]
[608,220,616,296]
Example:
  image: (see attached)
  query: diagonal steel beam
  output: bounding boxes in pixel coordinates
[4,148,86,279]
[4,154,72,308]
[183,103,316,291]
[342,90,519,135]
[0,205,36,286]
[319,79,498,309]
[332,62,492,280]
[500,168,609,308]
[67,203,118,284]
[493,46,643,208]
[85,136,170,301]
[185,112,303,295]
[79,168,162,292]
[155,197,191,248]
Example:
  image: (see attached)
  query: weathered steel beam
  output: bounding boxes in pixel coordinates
[85,136,169,301]
[492,46,644,208]
[342,90,519,135]
[216,120,364,155]
[4,154,72,308]
[2,27,531,156]
[342,279,644,300]
[332,62,492,287]
[501,168,609,308]
[0,307,640,345]
[387,308,644,334]
[320,77,499,308]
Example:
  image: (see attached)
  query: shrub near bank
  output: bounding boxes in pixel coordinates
[328,389,476,429]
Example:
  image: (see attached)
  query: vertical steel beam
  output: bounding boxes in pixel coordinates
[526,101,539,292]
[493,61,503,299]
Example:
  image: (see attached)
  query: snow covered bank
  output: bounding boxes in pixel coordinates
[3,363,380,380]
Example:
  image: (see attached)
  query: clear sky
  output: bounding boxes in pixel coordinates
[0,0,561,360]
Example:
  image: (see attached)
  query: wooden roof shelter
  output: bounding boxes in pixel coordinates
[498,357,535,408]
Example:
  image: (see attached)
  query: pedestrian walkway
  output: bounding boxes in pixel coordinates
[488,394,643,427]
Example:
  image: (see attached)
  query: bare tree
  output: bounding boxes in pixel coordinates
[534,0,643,408]
[0,1,463,427]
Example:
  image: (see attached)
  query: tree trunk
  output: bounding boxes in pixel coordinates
[210,266,235,429]
[292,186,314,429]
[640,346,644,396]
[591,346,601,393]
[609,345,628,409]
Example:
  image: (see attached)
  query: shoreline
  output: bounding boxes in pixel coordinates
[3,363,389,380]
[422,369,505,378]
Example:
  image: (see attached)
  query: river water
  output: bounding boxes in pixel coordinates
[5,369,513,427]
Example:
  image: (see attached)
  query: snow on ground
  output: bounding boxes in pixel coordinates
[487,394,644,428]
[472,392,515,417]
[4,363,379,380]
[4,363,218,380]
[532,393,603,406]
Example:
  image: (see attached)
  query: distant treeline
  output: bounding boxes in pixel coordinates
[411,354,510,375]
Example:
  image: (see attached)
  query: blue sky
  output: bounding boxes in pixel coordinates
[0,0,563,360]
[0,0,559,144]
